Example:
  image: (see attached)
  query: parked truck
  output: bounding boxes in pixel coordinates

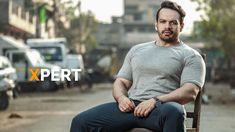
[26,38,72,88]
[0,35,62,92]
[26,38,68,68]
[6,49,61,91]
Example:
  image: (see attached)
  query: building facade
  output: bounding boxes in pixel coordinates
[0,0,37,40]
[122,0,163,47]
[96,16,124,48]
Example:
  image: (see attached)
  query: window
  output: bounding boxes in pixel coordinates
[31,47,63,62]
[12,53,26,63]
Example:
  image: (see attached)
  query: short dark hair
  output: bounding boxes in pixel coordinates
[156,1,186,24]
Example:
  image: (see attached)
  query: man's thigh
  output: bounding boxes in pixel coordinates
[134,101,162,131]
[134,101,185,132]
[76,102,138,131]
[74,101,185,132]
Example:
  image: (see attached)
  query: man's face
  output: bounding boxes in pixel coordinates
[155,8,184,43]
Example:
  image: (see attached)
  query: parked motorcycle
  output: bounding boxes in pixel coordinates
[0,56,17,110]
[0,77,15,110]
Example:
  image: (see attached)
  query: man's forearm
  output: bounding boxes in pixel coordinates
[157,83,200,105]
[112,79,131,102]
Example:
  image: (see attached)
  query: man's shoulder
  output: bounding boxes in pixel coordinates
[130,41,155,51]
[180,42,202,56]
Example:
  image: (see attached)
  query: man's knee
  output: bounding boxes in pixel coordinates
[160,102,185,120]
[71,114,85,127]
[70,113,88,132]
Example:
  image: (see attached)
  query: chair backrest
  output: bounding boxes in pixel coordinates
[186,53,206,132]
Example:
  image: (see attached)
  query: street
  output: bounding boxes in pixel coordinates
[0,83,235,132]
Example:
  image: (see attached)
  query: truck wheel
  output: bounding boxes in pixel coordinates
[36,81,58,92]
[18,82,37,92]
[0,92,9,110]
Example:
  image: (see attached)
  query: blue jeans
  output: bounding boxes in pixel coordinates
[70,101,186,132]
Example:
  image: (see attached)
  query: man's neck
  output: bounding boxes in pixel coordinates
[157,39,180,47]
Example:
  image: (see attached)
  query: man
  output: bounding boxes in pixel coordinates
[70,1,206,132]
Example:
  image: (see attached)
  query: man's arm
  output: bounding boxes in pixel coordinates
[112,78,132,101]
[157,83,200,105]
[112,77,135,112]
[134,83,200,117]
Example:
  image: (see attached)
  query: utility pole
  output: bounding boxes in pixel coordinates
[77,0,82,53]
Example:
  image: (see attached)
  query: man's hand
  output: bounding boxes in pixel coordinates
[134,98,157,117]
[118,95,135,112]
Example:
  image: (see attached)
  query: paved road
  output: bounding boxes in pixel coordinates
[0,83,235,132]
[0,84,114,132]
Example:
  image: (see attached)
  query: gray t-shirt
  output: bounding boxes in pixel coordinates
[117,41,206,101]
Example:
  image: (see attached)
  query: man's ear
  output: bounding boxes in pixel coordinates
[155,22,158,32]
[180,22,184,32]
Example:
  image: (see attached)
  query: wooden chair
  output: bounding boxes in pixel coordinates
[186,53,205,132]
[131,54,206,132]
[185,90,202,132]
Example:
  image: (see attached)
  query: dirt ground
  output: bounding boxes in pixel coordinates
[0,83,235,132]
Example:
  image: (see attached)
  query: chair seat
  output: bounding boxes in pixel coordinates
[130,128,196,132]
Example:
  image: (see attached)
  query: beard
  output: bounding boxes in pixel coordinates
[157,30,178,43]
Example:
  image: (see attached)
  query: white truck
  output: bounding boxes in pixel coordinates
[0,35,62,92]
[26,38,68,68]
[5,49,61,92]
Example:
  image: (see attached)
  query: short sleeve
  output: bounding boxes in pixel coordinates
[180,54,206,89]
[116,47,135,81]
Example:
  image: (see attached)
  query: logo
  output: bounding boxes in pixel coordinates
[29,67,82,81]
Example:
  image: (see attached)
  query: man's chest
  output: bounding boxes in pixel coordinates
[131,49,184,76]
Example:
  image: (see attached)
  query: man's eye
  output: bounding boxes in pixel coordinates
[171,21,178,25]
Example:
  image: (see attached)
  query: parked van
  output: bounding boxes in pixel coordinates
[0,35,28,55]
[5,49,61,92]
[27,38,68,68]
[0,35,62,92]
[66,54,92,91]
[66,54,84,70]
[66,54,84,86]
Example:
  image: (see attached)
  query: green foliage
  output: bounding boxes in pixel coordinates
[62,11,98,52]
[192,0,235,58]
[54,0,98,53]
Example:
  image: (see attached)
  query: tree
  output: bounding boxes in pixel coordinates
[64,11,98,53]
[53,0,98,53]
[192,0,235,65]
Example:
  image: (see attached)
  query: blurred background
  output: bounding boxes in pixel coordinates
[0,0,235,132]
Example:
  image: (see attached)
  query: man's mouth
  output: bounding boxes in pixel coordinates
[163,31,173,36]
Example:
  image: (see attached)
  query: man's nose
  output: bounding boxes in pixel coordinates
[165,22,171,29]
